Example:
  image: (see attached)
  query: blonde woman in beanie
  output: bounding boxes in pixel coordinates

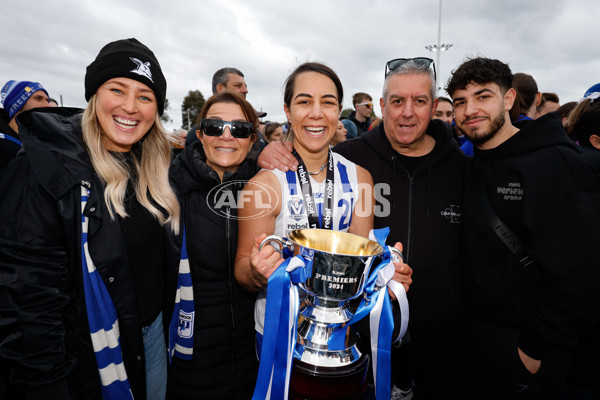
[0,38,179,400]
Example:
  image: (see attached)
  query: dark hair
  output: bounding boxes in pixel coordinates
[566,100,600,146]
[541,92,559,104]
[198,92,257,135]
[352,92,372,106]
[212,67,245,95]
[558,101,577,122]
[446,57,513,99]
[536,92,560,115]
[438,96,453,105]
[283,62,343,109]
[509,73,539,121]
[264,122,283,141]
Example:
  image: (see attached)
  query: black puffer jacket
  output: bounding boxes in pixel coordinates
[0,108,180,399]
[334,119,466,335]
[167,141,259,400]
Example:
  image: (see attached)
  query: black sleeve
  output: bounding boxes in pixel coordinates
[0,159,75,393]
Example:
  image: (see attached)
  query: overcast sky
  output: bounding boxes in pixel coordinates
[2,0,598,131]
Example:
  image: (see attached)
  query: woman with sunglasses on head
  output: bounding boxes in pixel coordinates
[0,38,179,400]
[167,92,260,400]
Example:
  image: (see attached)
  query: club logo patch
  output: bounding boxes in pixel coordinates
[130,57,154,82]
[177,310,194,339]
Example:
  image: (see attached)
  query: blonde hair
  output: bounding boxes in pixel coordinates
[81,95,180,234]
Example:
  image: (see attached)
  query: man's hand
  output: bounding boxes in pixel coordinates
[257,141,298,171]
[389,242,412,299]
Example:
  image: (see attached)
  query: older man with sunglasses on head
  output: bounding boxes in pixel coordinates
[258,57,469,399]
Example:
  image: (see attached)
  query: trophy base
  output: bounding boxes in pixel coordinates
[289,353,371,400]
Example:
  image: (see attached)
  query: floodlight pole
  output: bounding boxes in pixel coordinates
[425,0,453,95]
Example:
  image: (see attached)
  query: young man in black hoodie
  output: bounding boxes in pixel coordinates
[257,57,468,400]
[447,57,600,399]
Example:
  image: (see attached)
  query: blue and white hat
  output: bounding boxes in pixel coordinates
[582,83,600,103]
[1,80,49,119]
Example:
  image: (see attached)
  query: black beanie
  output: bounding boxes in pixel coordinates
[85,38,166,115]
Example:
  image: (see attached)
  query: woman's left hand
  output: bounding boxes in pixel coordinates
[388,242,412,300]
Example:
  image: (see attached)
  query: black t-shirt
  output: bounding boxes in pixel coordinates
[395,152,430,176]
[115,152,166,326]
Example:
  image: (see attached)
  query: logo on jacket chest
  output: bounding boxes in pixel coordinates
[441,204,461,224]
[497,182,523,201]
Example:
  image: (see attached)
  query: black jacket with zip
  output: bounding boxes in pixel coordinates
[167,141,259,400]
[0,108,181,399]
[334,119,467,336]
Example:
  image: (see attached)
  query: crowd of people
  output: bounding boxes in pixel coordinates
[1,37,599,400]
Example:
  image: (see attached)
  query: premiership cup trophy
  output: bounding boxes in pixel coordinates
[261,228,392,400]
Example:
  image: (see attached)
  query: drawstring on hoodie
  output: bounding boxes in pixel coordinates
[426,162,432,216]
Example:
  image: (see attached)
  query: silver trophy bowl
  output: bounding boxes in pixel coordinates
[261,228,385,369]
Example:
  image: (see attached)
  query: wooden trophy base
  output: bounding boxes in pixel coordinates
[288,354,372,400]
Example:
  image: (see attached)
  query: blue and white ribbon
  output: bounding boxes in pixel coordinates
[168,227,195,361]
[80,184,133,400]
[252,256,307,400]
[328,227,409,400]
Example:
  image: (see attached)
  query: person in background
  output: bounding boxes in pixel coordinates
[0,38,180,400]
[434,96,469,148]
[558,101,577,128]
[167,92,260,400]
[341,117,358,139]
[185,67,267,149]
[433,96,454,126]
[509,72,540,127]
[447,56,600,400]
[348,92,374,135]
[0,80,52,174]
[565,83,600,140]
[263,121,285,143]
[565,84,600,176]
[330,119,347,146]
[535,92,560,118]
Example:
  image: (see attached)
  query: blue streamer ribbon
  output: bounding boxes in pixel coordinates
[252,255,308,399]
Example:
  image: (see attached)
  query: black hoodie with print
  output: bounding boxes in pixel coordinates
[334,118,467,336]
[462,112,600,388]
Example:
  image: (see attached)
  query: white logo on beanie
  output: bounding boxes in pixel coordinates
[129,57,154,83]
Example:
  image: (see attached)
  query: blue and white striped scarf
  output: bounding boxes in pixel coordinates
[80,184,133,399]
[168,227,195,361]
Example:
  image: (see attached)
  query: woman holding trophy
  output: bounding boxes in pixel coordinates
[234,62,411,399]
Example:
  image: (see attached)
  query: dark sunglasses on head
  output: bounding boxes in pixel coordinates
[385,57,436,80]
[200,119,254,138]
